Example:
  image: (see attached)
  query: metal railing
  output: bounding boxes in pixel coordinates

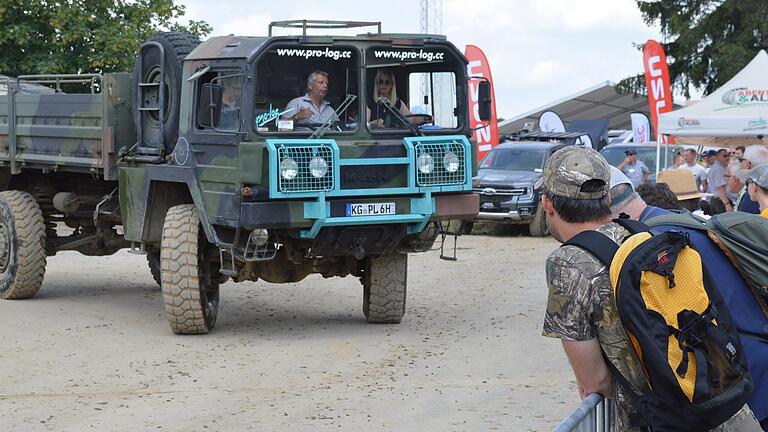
[553,394,615,432]
[268,19,382,36]
[17,73,102,94]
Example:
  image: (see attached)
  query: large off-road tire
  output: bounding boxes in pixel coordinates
[528,203,549,237]
[362,251,407,324]
[147,251,161,287]
[0,191,47,299]
[132,32,200,153]
[160,204,220,334]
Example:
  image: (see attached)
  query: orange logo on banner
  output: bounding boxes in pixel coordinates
[643,40,675,143]
[465,45,499,161]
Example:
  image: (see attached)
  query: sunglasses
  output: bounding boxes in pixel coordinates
[378,79,392,85]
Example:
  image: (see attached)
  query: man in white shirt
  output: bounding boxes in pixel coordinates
[677,148,708,192]
[283,71,339,129]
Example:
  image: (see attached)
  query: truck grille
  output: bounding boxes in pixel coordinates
[415,140,466,186]
[277,145,334,193]
[479,194,512,205]
[473,186,530,196]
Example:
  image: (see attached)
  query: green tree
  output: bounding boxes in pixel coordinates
[0,0,211,77]
[617,0,768,97]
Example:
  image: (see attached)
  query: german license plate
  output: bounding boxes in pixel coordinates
[346,202,396,216]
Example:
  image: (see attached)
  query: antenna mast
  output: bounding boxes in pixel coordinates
[420,0,444,124]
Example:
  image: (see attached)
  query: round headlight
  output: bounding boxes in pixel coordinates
[249,228,269,247]
[309,156,328,178]
[417,153,434,174]
[443,151,460,173]
[280,157,298,180]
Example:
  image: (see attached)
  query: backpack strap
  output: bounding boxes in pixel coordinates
[612,217,652,235]
[562,217,650,267]
[645,210,708,231]
[562,230,618,268]
[561,219,653,268]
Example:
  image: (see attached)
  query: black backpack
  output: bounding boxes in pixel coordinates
[564,218,753,432]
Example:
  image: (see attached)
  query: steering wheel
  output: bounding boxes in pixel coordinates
[404,114,434,125]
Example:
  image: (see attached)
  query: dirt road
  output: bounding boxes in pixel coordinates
[0,233,578,431]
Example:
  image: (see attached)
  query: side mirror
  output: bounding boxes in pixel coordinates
[197,83,223,128]
[478,81,492,121]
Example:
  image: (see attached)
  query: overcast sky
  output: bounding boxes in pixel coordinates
[179,0,662,120]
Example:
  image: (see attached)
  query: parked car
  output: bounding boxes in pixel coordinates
[473,139,570,236]
[600,142,687,180]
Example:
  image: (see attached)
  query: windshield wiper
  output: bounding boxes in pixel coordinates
[375,97,423,137]
[310,94,357,139]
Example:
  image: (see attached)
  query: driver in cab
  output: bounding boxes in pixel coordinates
[283,70,339,128]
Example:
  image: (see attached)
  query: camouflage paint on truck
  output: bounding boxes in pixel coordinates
[0,23,483,333]
[117,34,478,253]
[0,73,134,181]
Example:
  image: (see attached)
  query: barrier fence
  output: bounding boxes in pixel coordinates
[553,393,615,432]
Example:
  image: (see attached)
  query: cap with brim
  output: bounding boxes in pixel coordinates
[749,164,768,189]
[625,148,637,155]
[541,146,610,199]
[608,166,634,206]
[656,169,713,200]
[706,150,717,157]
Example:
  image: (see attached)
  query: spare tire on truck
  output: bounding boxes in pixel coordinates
[132,32,200,154]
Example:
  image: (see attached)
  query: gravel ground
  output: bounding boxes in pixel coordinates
[0,230,579,431]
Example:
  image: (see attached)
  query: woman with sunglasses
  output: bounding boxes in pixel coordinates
[367,70,429,128]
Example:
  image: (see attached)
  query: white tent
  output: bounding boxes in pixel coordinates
[659,50,768,138]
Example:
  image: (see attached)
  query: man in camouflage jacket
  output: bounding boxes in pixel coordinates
[539,146,760,432]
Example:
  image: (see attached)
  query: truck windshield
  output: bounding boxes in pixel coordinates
[252,45,359,134]
[365,46,461,133]
[480,148,547,171]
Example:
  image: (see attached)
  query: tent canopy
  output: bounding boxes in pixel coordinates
[498,82,653,135]
[659,50,768,138]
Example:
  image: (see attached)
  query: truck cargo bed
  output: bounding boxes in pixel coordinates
[0,73,135,181]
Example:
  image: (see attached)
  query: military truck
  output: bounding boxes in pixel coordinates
[0,20,484,334]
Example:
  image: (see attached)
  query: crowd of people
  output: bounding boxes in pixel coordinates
[615,144,768,218]
[542,146,768,432]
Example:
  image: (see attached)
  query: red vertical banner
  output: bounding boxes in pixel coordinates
[465,45,499,161]
[642,40,675,143]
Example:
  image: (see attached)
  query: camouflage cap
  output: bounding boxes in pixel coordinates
[749,164,768,189]
[540,146,610,199]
